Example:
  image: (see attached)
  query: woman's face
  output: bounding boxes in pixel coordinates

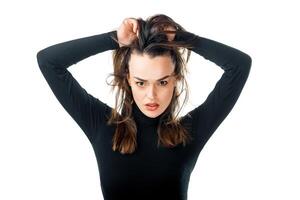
[127,52,177,118]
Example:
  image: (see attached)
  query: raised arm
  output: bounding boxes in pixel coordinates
[36,30,119,143]
[176,31,252,144]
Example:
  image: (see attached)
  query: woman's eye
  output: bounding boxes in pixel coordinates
[135,82,144,86]
[160,81,168,86]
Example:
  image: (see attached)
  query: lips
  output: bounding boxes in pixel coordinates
[145,103,159,111]
[145,103,159,107]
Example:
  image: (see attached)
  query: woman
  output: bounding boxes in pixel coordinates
[36,14,251,200]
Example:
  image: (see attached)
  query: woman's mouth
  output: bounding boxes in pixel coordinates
[145,103,159,111]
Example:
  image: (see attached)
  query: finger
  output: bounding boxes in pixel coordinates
[133,20,138,33]
[133,22,137,33]
[128,18,138,33]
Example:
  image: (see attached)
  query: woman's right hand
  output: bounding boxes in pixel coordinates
[117,18,139,47]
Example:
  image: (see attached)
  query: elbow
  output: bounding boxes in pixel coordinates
[243,54,252,69]
[36,50,45,66]
[244,54,252,75]
[238,53,252,75]
[231,53,252,81]
[240,54,252,80]
[36,49,50,68]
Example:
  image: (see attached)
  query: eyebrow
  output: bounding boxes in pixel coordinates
[133,75,172,81]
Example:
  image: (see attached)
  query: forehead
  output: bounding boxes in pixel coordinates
[128,52,175,79]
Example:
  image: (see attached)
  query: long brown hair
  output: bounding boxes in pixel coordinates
[107,14,196,154]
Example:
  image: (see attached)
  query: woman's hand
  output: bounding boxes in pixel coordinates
[164,26,176,42]
[117,18,139,47]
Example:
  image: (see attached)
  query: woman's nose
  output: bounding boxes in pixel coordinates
[146,85,157,99]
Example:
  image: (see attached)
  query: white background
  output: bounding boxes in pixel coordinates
[1,0,299,199]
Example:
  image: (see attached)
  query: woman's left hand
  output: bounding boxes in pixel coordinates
[163,26,177,42]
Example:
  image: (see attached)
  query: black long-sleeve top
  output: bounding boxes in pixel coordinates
[36,30,251,200]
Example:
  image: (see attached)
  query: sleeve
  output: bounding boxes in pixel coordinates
[176,31,252,144]
[36,30,119,143]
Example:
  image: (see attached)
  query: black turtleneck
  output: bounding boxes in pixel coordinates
[36,29,251,200]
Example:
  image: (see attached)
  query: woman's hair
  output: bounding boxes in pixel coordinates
[107,14,196,154]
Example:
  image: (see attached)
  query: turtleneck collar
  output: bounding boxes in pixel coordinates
[132,102,164,127]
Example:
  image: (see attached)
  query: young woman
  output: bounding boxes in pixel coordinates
[36,14,251,200]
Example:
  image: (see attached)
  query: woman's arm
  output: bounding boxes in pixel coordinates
[176,31,252,144]
[36,30,119,143]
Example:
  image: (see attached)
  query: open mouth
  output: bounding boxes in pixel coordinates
[145,103,159,111]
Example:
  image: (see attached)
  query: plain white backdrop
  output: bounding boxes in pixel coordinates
[1,0,299,199]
